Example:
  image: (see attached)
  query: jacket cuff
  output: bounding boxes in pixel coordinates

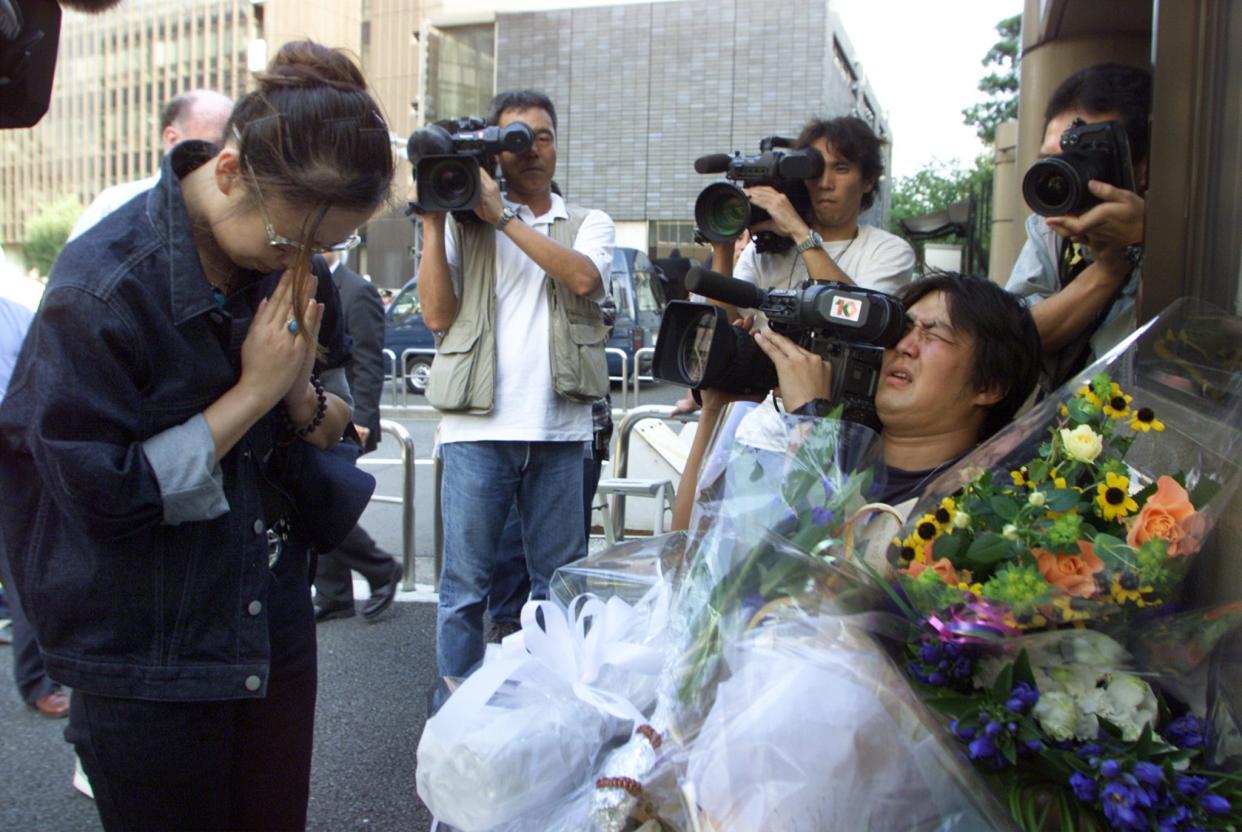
[142,413,228,525]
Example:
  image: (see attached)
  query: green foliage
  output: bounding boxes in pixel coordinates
[962,14,1021,144]
[24,195,83,276]
[887,155,994,267]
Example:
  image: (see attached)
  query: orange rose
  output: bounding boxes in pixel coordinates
[904,557,960,586]
[1126,475,1200,557]
[1035,541,1104,598]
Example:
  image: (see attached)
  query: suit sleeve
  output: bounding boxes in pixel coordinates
[344,274,387,447]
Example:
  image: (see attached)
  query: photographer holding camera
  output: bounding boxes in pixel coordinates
[1006,63,1151,393]
[414,90,615,694]
[671,274,1040,531]
[710,116,915,298]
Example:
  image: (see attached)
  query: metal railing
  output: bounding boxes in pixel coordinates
[606,347,630,409]
[371,419,417,591]
[632,346,656,403]
[398,347,436,407]
[607,404,699,537]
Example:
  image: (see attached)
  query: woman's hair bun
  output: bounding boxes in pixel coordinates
[260,41,367,93]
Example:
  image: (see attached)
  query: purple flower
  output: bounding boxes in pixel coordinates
[1165,715,1211,750]
[1175,774,1209,798]
[1006,681,1040,714]
[949,719,975,741]
[1157,805,1194,832]
[984,719,1003,739]
[810,506,834,526]
[1100,780,1149,831]
[967,735,996,761]
[1100,758,1122,779]
[918,642,940,664]
[1069,772,1098,802]
[1133,762,1164,786]
[1199,792,1231,815]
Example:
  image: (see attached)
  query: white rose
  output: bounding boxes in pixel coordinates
[1033,691,1080,742]
[1059,631,1130,668]
[1002,524,1020,540]
[1060,425,1103,463]
[1028,491,1047,508]
[953,511,971,529]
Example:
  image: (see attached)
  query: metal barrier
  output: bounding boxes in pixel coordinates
[632,346,656,402]
[382,348,399,402]
[607,404,699,538]
[372,419,418,591]
[605,347,630,409]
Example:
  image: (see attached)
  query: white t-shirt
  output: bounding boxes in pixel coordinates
[438,193,615,445]
[68,175,160,242]
[734,223,915,296]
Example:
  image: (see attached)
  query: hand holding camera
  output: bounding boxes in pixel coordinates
[406,116,534,218]
[752,327,833,414]
[742,185,811,241]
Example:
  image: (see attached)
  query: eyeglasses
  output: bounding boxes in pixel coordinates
[242,157,362,255]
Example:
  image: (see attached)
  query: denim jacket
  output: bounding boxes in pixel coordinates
[0,142,358,701]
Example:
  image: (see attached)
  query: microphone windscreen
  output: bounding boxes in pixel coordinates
[693,153,734,175]
[684,267,767,309]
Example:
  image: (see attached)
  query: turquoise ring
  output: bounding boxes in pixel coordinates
[286,319,299,334]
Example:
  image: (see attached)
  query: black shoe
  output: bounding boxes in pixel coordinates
[314,604,356,623]
[362,562,402,621]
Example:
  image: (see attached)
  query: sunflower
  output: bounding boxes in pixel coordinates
[1101,384,1133,420]
[1129,407,1165,432]
[1095,471,1139,521]
[1108,572,1155,607]
[1074,385,1102,408]
[913,514,942,541]
[1010,466,1030,488]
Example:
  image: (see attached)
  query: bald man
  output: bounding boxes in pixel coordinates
[69,89,234,240]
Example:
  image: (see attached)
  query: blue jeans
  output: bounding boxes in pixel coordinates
[437,441,586,681]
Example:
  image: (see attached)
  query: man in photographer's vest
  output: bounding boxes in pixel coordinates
[1005,63,1151,394]
[415,90,615,693]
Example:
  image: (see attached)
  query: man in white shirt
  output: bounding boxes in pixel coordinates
[68,89,233,240]
[711,116,915,298]
[416,90,615,689]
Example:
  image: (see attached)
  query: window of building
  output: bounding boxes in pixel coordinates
[424,24,495,125]
[833,38,856,85]
[648,220,708,260]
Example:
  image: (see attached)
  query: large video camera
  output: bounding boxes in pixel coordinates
[693,136,824,254]
[406,117,535,216]
[1022,118,1135,217]
[651,267,906,432]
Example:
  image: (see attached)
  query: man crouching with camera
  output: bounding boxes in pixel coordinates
[671,274,1040,530]
[415,90,615,697]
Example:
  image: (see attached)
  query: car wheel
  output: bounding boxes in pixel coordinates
[404,356,433,395]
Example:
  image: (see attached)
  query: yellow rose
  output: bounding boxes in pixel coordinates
[1060,425,1103,463]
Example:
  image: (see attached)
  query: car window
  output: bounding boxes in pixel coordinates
[633,271,662,315]
[609,275,634,320]
[390,286,421,318]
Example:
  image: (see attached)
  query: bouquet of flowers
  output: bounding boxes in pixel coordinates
[884,299,1242,831]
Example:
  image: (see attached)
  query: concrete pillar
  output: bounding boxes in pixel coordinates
[988,119,1019,285]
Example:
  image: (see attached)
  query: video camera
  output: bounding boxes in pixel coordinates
[1022,118,1135,217]
[693,136,825,254]
[406,116,535,217]
[651,267,906,432]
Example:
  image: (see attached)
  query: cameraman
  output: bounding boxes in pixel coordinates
[672,274,1040,530]
[415,90,615,691]
[714,116,915,297]
[1005,63,1151,393]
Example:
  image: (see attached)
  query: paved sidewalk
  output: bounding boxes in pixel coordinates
[0,599,439,832]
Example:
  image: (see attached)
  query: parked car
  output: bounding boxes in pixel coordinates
[382,245,665,395]
[382,277,436,394]
[606,246,666,379]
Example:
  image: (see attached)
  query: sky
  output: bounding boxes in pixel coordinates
[831,0,1024,180]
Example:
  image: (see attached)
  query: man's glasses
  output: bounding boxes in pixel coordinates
[242,156,361,255]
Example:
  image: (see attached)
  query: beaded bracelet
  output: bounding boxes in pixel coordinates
[280,373,327,444]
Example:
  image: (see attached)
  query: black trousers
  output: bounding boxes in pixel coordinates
[312,523,396,608]
[0,536,58,705]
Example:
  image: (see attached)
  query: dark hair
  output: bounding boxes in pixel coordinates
[794,116,885,210]
[1044,63,1152,164]
[485,89,557,132]
[897,274,1041,441]
[225,42,394,334]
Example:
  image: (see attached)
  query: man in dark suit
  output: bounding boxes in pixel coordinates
[313,251,403,622]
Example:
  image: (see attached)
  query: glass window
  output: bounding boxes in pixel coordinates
[609,275,634,320]
[390,287,421,319]
[634,272,662,314]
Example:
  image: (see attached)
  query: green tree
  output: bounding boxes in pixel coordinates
[888,155,994,270]
[962,14,1021,144]
[24,194,83,276]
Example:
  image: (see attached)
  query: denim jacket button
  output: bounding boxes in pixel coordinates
[252,519,265,535]
[248,600,262,616]
[245,675,262,691]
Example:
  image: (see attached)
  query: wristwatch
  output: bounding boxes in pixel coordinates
[794,229,824,255]
[495,206,520,230]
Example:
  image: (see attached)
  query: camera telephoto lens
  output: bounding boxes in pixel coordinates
[681,310,718,386]
[694,182,750,242]
[1021,156,1086,217]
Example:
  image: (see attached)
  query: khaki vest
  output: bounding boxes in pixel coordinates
[424,205,611,414]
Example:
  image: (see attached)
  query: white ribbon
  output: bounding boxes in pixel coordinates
[435,590,664,729]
